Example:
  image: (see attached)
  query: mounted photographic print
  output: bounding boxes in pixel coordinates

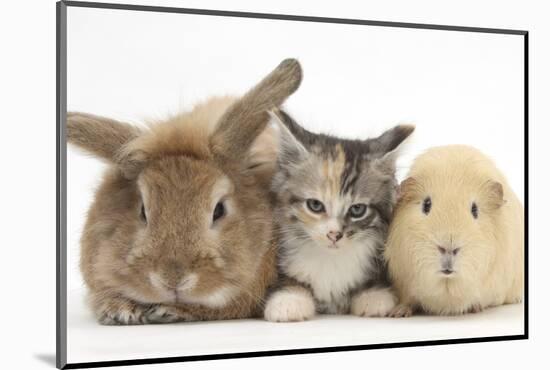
[56,1,528,368]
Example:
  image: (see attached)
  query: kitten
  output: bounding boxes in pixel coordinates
[264,110,414,322]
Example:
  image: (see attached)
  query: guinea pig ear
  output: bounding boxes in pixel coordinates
[397,177,419,204]
[209,58,302,164]
[483,180,505,210]
[67,112,142,163]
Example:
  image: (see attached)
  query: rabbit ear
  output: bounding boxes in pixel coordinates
[67,112,142,163]
[210,58,302,162]
[244,120,280,188]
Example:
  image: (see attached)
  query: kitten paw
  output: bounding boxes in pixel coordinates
[388,303,413,318]
[264,287,316,322]
[351,287,397,317]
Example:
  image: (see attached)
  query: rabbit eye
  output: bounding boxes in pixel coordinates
[306,198,325,213]
[140,204,147,223]
[213,201,225,222]
[422,197,432,215]
[471,202,479,219]
[348,203,367,219]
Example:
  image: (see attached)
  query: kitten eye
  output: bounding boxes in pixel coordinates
[471,202,479,219]
[140,204,147,224]
[306,198,325,213]
[348,203,367,219]
[422,197,432,215]
[213,201,225,222]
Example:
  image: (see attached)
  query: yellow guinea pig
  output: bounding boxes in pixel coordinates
[384,145,524,316]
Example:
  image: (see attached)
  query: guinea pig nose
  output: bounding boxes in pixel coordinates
[452,247,461,256]
[327,231,343,243]
[437,246,446,255]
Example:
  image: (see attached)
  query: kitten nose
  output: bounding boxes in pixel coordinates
[327,231,343,243]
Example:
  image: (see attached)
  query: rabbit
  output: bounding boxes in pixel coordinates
[67,59,302,325]
[384,145,524,316]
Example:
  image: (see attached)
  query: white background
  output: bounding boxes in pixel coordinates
[1,0,547,369]
[67,3,524,293]
[64,3,526,365]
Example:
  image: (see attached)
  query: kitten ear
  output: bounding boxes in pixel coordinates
[369,124,415,173]
[269,110,309,167]
[369,124,415,154]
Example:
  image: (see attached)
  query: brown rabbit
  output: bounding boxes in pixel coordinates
[68,59,302,325]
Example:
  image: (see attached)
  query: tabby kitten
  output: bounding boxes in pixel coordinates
[264,110,414,322]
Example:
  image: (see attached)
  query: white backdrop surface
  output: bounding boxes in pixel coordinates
[3,0,547,369]
[62,4,527,365]
[64,3,526,365]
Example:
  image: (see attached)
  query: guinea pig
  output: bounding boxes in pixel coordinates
[67,59,302,324]
[384,145,524,316]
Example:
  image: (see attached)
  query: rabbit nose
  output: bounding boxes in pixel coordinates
[161,261,185,288]
[327,231,343,243]
[150,270,182,292]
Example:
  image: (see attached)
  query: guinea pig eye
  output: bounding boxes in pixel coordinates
[348,203,367,219]
[471,202,479,219]
[422,197,432,215]
[140,204,147,223]
[306,198,325,213]
[213,201,225,223]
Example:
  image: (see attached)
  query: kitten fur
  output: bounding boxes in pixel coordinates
[264,110,413,322]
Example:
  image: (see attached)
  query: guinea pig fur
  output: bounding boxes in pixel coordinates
[68,59,302,325]
[384,145,524,316]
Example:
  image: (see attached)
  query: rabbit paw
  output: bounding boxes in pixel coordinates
[143,305,195,323]
[388,303,413,318]
[264,287,315,322]
[351,287,397,317]
[96,299,150,325]
[142,305,180,323]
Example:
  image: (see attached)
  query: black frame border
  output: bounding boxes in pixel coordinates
[56,1,529,369]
